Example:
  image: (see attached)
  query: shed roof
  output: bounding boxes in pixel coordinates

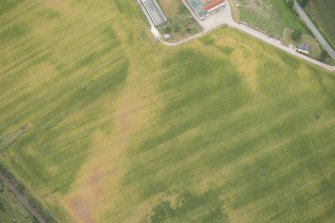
[203,0,225,11]
[299,42,311,52]
[186,0,208,19]
[142,0,167,26]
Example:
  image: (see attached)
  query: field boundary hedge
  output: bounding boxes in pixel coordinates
[0,162,57,223]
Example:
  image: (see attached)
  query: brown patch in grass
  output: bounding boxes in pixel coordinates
[70,196,96,223]
[94,66,160,222]
[235,56,258,92]
[62,130,120,223]
[41,0,71,12]
[228,45,259,92]
[216,35,238,46]
[62,64,160,222]
[157,0,179,18]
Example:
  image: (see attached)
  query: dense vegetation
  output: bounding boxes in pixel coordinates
[0,180,38,223]
[298,0,309,7]
[157,0,201,42]
[0,163,57,222]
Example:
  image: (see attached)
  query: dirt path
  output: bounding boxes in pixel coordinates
[0,172,48,223]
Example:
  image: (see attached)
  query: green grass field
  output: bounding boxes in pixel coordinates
[238,0,307,38]
[305,0,335,49]
[1,0,335,222]
[0,181,38,223]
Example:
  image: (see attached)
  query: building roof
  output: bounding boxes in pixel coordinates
[299,42,311,52]
[142,0,167,26]
[203,0,225,11]
[186,0,208,19]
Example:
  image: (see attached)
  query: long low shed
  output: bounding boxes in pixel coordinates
[141,0,167,26]
[186,0,208,20]
[186,0,226,20]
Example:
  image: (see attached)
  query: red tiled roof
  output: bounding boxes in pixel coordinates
[203,0,225,11]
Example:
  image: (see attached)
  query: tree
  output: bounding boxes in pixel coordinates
[298,0,309,7]
[292,29,302,41]
[320,50,328,61]
[163,24,172,34]
[286,0,294,8]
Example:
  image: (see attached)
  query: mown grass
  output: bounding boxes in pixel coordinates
[305,0,335,49]
[238,0,307,38]
[0,0,335,223]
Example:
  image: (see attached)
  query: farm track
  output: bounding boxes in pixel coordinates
[0,172,47,223]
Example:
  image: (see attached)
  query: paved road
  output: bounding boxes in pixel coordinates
[0,172,47,223]
[293,0,335,60]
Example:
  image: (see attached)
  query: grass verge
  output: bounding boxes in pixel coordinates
[238,0,308,38]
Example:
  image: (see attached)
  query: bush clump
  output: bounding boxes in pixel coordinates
[285,0,294,8]
[292,29,302,41]
[298,0,309,7]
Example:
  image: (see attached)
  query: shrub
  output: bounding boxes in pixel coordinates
[0,202,6,213]
[163,24,172,34]
[173,23,182,33]
[16,183,25,194]
[286,0,294,8]
[292,29,302,41]
[298,0,309,7]
[320,50,328,61]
